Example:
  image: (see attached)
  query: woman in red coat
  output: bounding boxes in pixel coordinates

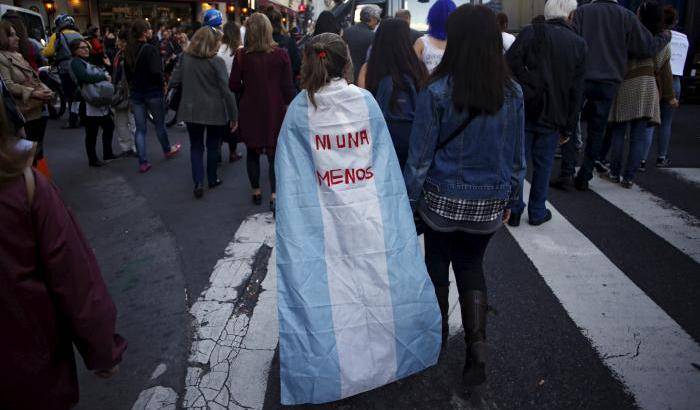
[230,12,296,212]
[0,99,126,409]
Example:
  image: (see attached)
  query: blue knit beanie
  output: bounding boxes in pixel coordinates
[427,0,456,41]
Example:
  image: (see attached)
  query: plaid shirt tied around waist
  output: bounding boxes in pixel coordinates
[423,190,507,223]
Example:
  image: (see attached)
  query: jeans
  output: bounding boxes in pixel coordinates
[513,125,559,221]
[575,80,619,182]
[609,119,648,181]
[131,90,171,164]
[83,114,115,163]
[246,147,276,193]
[644,76,681,161]
[424,227,495,295]
[186,122,224,185]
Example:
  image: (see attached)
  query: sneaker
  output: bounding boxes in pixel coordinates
[601,172,621,183]
[165,143,182,159]
[194,184,204,199]
[176,121,186,128]
[639,160,647,172]
[620,178,634,189]
[656,157,671,167]
[529,209,553,226]
[139,162,152,173]
[103,154,118,163]
[594,160,610,174]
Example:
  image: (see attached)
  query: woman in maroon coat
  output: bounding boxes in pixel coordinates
[0,100,126,409]
[230,12,296,212]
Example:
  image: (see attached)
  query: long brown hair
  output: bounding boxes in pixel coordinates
[244,13,277,54]
[300,33,351,109]
[0,98,30,183]
[221,21,241,56]
[126,18,150,70]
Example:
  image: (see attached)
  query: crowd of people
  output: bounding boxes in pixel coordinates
[0,0,692,408]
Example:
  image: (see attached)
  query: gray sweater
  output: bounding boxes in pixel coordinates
[169,53,237,125]
[572,0,670,83]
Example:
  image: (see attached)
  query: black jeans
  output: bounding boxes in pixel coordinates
[84,114,115,163]
[424,227,495,295]
[246,147,276,193]
[185,122,224,185]
[24,117,48,161]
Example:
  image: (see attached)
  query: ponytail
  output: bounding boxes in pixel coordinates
[300,33,351,109]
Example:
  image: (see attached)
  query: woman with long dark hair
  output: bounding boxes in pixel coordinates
[125,18,181,173]
[359,18,428,169]
[604,0,676,188]
[404,4,525,387]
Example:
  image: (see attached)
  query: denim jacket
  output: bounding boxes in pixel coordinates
[374,75,419,169]
[403,76,526,209]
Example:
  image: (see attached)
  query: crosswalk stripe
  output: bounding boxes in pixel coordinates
[660,167,700,187]
[588,175,700,264]
[506,181,700,410]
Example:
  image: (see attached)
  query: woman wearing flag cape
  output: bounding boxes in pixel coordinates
[275,33,442,405]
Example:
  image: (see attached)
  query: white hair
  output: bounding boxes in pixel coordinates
[544,0,578,20]
[360,4,382,23]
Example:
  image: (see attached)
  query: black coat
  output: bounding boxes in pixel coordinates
[342,22,375,81]
[506,18,587,135]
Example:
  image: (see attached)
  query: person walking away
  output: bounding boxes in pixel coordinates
[103,26,117,65]
[343,4,381,81]
[125,18,181,173]
[112,29,136,157]
[217,21,243,162]
[313,10,342,36]
[404,4,525,387]
[645,5,688,168]
[169,27,238,199]
[358,18,428,169]
[275,32,440,405]
[69,39,117,167]
[498,12,516,52]
[265,7,302,87]
[603,0,676,189]
[506,0,586,227]
[0,96,127,410]
[414,0,455,73]
[0,22,52,166]
[395,9,423,45]
[229,13,295,212]
[42,14,83,129]
[550,0,671,191]
[87,26,110,68]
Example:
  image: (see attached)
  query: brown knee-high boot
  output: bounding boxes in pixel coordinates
[460,290,488,386]
[434,286,450,352]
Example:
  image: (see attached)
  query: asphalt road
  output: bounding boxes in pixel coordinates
[42,105,700,410]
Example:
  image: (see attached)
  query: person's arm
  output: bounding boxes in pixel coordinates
[33,171,127,372]
[505,26,532,84]
[508,89,526,210]
[71,58,107,84]
[357,63,368,89]
[403,87,440,209]
[229,49,243,93]
[657,57,676,104]
[0,57,34,101]
[214,57,238,122]
[279,50,296,104]
[413,37,424,61]
[566,42,587,136]
[42,33,57,58]
[627,13,670,59]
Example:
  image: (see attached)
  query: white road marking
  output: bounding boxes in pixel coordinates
[589,175,700,264]
[661,167,700,187]
[181,213,277,410]
[131,386,178,410]
[508,182,700,410]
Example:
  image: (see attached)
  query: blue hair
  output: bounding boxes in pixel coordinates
[427,0,456,41]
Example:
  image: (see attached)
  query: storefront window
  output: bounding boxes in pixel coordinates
[403,0,543,32]
[98,1,193,29]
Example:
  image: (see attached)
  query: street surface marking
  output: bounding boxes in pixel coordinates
[589,175,700,264]
[182,213,277,410]
[131,386,178,410]
[661,167,700,187]
[508,182,700,410]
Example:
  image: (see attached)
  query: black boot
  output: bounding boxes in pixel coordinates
[460,290,488,386]
[435,286,450,353]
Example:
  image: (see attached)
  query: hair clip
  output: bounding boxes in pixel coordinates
[317,50,327,59]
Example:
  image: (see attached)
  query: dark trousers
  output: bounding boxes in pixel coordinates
[246,147,276,193]
[59,71,79,125]
[186,122,224,185]
[513,125,559,220]
[574,80,619,182]
[24,117,48,160]
[84,114,114,163]
[424,227,495,295]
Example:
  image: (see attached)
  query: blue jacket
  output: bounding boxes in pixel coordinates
[403,76,525,208]
[374,75,419,170]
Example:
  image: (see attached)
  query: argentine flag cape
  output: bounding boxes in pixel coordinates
[275,79,441,405]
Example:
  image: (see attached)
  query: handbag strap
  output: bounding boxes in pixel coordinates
[435,111,476,153]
